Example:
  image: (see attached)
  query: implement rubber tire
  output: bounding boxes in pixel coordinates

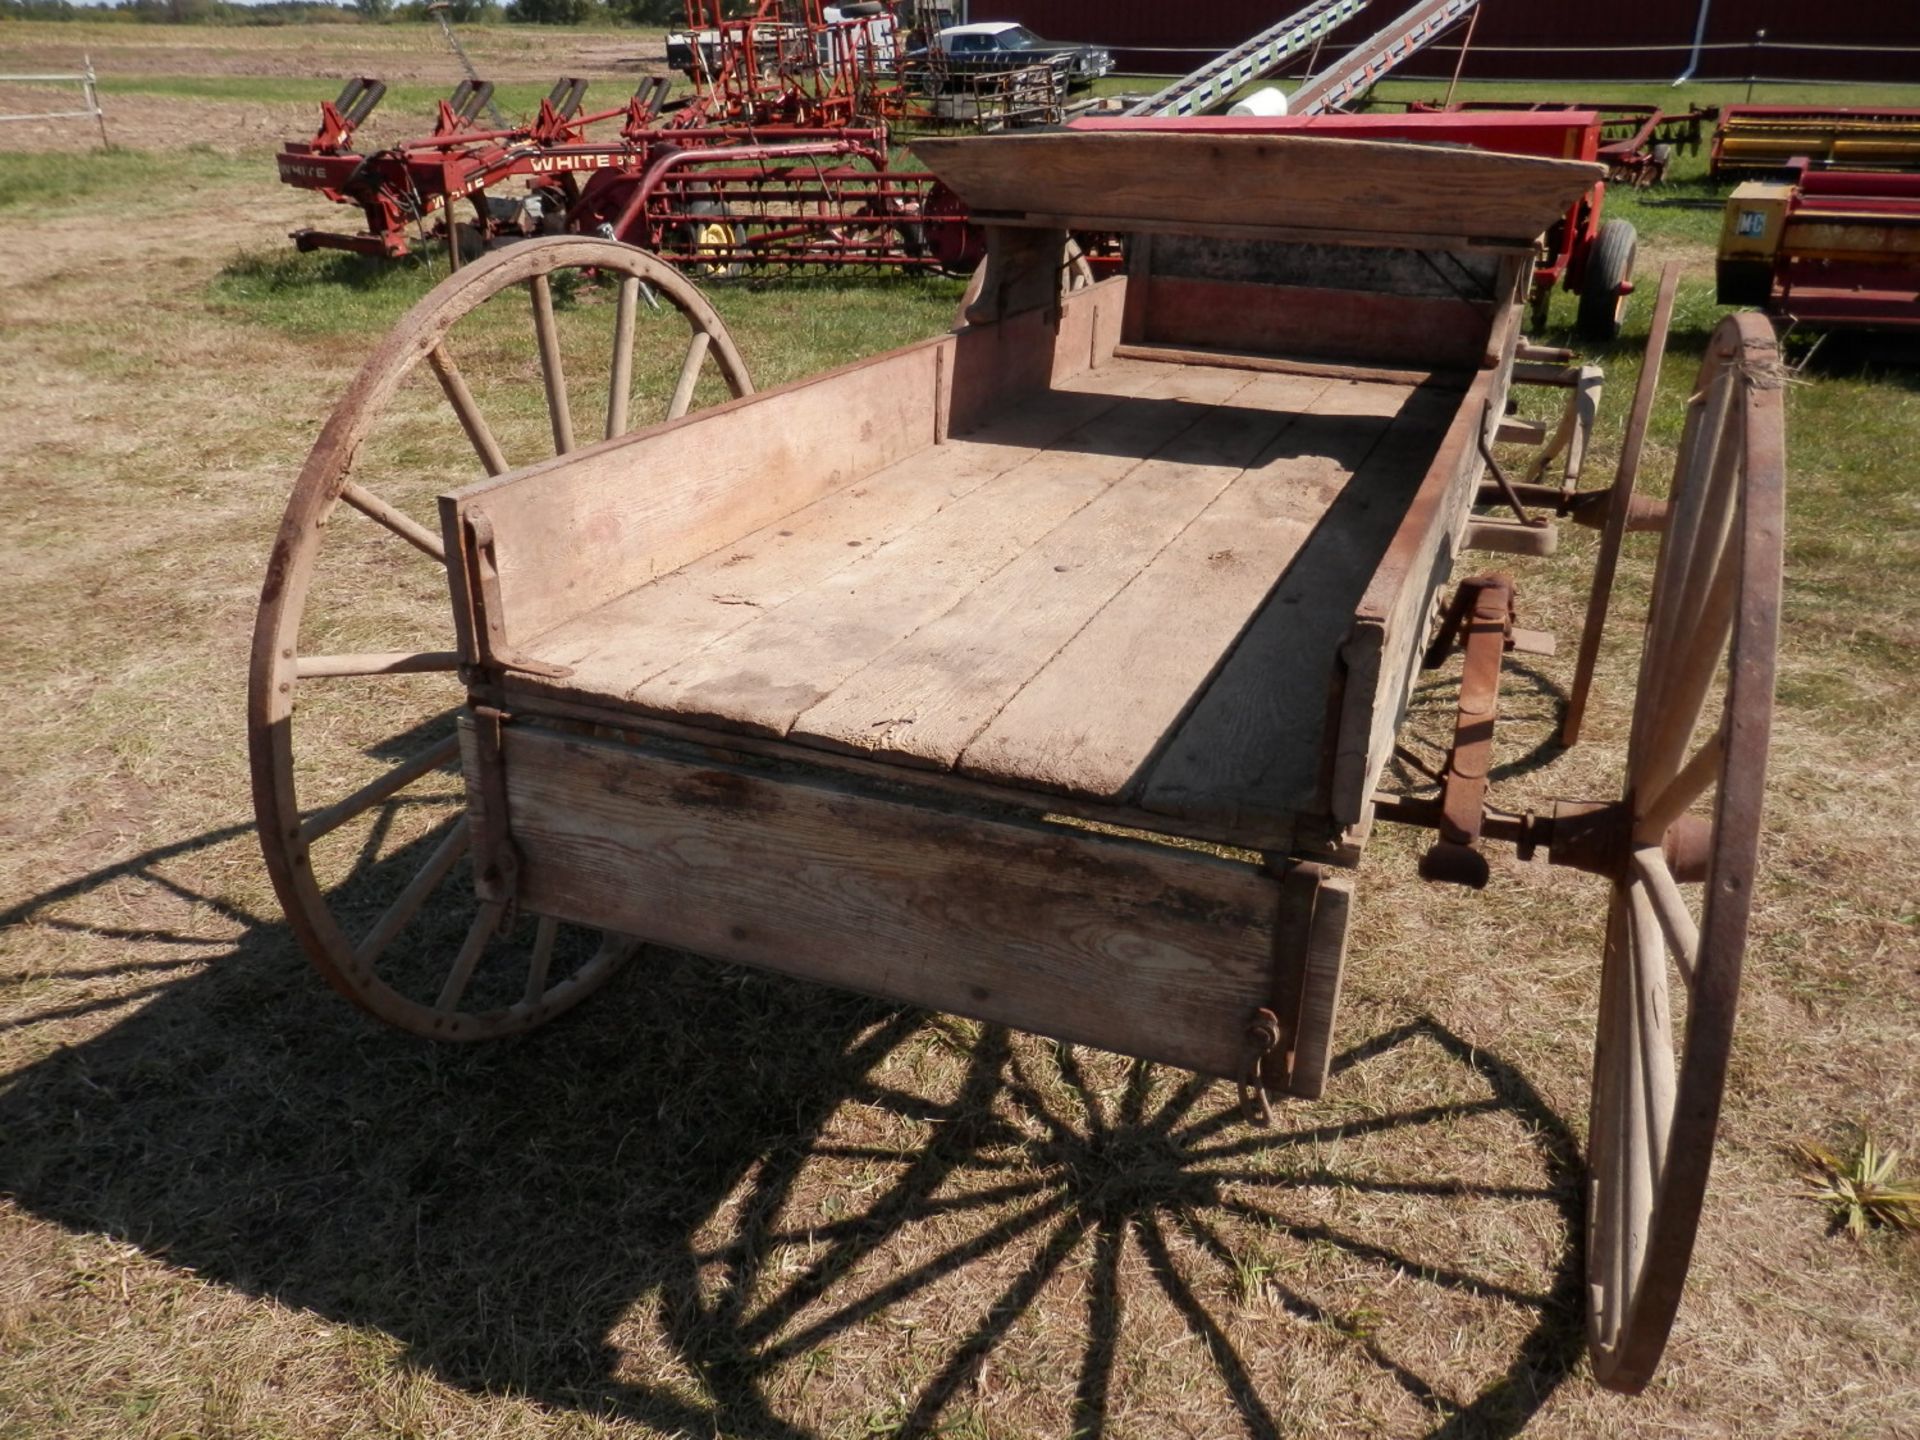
[1577,219,1637,343]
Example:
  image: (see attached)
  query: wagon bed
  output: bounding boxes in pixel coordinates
[484,346,1462,851]
[415,130,1571,1086]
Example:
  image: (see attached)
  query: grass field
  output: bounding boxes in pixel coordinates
[2,20,1919,1440]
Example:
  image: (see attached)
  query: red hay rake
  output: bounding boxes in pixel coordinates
[275,0,985,276]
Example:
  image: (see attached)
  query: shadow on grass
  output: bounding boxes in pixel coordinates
[0,820,1586,1439]
[1781,331,1920,384]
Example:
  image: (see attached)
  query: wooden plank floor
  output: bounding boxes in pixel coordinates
[522,356,1452,841]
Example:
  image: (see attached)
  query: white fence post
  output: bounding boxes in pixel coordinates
[0,55,111,149]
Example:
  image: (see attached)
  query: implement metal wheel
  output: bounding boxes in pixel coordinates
[249,237,752,1039]
[1584,313,1785,1391]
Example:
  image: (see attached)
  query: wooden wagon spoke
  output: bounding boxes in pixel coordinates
[1631,848,1701,989]
[436,897,506,1012]
[606,276,639,440]
[294,650,461,680]
[529,272,576,455]
[1639,532,1740,794]
[1625,880,1679,1185]
[1597,898,1634,1345]
[667,329,713,422]
[341,481,446,562]
[524,913,558,1004]
[1561,264,1682,748]
[533,932,634,1008]
[298,731,461,846]
[1641,369,1733,677]
[1650,417,1743,717]
[1638,725,1726,841]
[352,820,469,968]
[427,342,509,477]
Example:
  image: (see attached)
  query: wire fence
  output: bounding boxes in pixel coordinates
[0,56,110,147]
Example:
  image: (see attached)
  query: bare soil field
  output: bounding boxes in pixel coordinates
[2,24,1918,1440]
[2,17,664,80]
[1,18,667,151]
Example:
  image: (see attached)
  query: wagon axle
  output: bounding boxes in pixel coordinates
[1374,568,1712,889]
[1372,791,1713,886]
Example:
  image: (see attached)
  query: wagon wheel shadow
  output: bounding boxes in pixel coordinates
[0,817,1585,1439]
[1389,658,1571,793]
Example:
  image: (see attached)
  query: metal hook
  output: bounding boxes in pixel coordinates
[1237,1008,1283,1127]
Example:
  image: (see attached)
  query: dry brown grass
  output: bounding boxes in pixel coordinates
[3,43,1920,1440]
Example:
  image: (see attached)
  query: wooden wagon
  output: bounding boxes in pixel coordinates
[250,128,1786,1392]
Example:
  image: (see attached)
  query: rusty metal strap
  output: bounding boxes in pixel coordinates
[468,704,522,908]
[463,510,574,681]
[1420,573,1516,888]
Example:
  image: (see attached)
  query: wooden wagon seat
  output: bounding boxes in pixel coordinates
[912,128,1609,252]
[483,351,1459,846]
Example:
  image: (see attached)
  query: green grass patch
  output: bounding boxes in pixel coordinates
[0,144,260,213]
[209,248,440,338]
[208,244,967,370]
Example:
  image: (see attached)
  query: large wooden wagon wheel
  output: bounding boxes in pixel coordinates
[249,237,753,1039]
[1583,312,1785,1391]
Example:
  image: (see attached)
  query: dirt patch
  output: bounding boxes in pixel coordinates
[2,23,667,84]
[0,87,308,154]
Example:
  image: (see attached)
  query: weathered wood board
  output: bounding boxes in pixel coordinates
[1136,277,1493,371]
[914,132,1606,250]
[444,339,946,643]
[492,723,1286,1081]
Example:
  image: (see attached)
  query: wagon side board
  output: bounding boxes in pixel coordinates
[464,720,1350,1086]
[1330,267,1524,829]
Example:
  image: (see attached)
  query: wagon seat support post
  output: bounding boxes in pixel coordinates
[964,223,1074,328]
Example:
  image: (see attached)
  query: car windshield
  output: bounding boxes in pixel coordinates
[997,26,1044,48]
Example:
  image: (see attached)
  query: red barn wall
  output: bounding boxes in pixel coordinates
[985,0,1920,83]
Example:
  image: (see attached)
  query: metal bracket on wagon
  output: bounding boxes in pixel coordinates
[462,511,575,682]
[468,703,524,909]
[1413,571,1517,887]
[1237,1008,1284,1126]
[1385,567,1711,890]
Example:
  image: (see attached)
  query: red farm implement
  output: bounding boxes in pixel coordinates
[1717,166,1920,336]
[1408,100,1709,189]
[275,1,986,275]
[1104,0,1635,341]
